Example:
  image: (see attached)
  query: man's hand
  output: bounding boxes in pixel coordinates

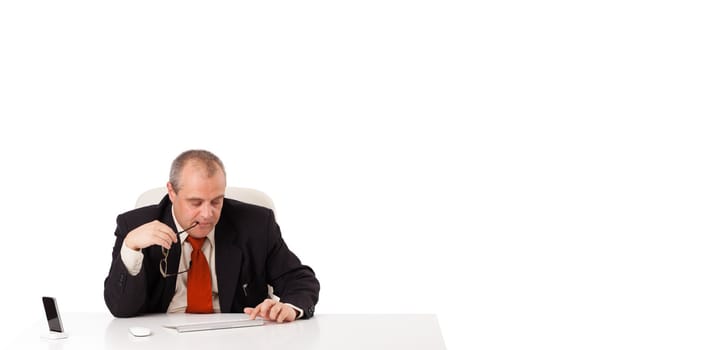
[124,220,178,251]
[244,299,298,323]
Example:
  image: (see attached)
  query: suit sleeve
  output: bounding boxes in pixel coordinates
[264,210,320,319]
[103,215,149,317]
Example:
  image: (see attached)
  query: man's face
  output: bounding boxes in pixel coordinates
[167,162,226,238]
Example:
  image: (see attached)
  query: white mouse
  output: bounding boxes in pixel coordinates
[128,326,152,337]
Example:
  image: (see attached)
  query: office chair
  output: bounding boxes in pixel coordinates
[135,186,275,211]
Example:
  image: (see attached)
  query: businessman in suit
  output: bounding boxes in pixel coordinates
[104,150,319,322]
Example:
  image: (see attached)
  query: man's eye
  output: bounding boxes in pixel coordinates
[191,201,202,207]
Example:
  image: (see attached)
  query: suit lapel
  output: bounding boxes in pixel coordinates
[215,218,244,312]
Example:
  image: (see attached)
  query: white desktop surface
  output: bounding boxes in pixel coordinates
[12,313,446,349]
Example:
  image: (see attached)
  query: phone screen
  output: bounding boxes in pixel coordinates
[42,297,64,332]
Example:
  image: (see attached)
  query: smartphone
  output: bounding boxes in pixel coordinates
[42,296,64,333]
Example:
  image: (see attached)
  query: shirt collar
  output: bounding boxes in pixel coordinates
[171,205,215,247]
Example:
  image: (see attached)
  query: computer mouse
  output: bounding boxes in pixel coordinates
[128,326,152,337]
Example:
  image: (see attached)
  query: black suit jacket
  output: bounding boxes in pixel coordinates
[104,195,319,318]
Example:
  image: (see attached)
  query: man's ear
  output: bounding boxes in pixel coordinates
[166,182,176,203]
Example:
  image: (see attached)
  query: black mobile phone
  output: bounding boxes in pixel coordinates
[42,296,64,333]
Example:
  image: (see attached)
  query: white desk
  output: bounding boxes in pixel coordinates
[12,313,446,349]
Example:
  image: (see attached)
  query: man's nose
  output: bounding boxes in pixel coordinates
[200,203,214,219]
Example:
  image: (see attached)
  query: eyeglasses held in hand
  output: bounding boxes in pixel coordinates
[160,221,199,278]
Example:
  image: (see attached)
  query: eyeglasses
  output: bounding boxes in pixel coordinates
[160,221,199,278]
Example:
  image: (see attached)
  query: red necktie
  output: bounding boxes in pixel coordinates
[185,236,213,313]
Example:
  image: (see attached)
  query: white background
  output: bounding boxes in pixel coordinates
[1,1,719,349]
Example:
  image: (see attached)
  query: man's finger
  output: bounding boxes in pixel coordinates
[269,302,283,321]
[153,231,173,249]
[157,226,177,243]
[259,300,275,319]
[245,307,261,320]
[250,305,261,320]
[251,299,272,320]
[248,302,264,319]
[277,307,292,323]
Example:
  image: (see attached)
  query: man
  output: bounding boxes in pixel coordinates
[104,150,319,322]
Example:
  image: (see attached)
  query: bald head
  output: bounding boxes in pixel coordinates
[169,149,226,193]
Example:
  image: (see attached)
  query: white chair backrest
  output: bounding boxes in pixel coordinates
[135,187,275,211]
